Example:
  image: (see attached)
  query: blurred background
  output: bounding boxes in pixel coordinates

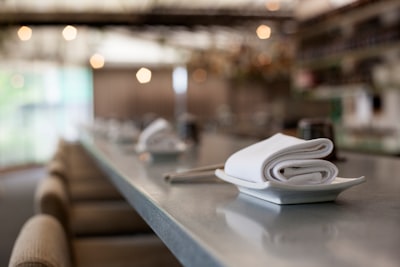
[0,0,400,168]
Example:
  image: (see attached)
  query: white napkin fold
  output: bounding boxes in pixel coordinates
[224,133,338,186]
[137,118,183,152]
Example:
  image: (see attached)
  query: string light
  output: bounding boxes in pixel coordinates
[265,1,280,11]
[17,26,32,41]
[90,54,105,69]
[256,24,272,39]
[136,67,152,84]
[62,25,78,41]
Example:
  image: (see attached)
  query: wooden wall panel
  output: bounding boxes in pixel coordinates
[93,67,229,123]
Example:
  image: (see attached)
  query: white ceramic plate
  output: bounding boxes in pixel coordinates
[215,169,366,205]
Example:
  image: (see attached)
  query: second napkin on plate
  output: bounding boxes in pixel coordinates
[224,133,338,186]
[136,118,185,153]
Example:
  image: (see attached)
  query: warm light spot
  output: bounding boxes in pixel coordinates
[90,54,105,69]
[192,68,207,83]
[136,67,152,84]
[17,26,32,41]
[11,74,25,88]
[256,24,271,39]
[62,25,78,41]
[257,54,271,66]
[265,1,280,11]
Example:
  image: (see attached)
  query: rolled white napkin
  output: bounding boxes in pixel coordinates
[137,118,184,153]
[138,118,171,144]
[224,133,338,186]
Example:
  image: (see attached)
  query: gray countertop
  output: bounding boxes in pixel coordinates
[81,132,400,267]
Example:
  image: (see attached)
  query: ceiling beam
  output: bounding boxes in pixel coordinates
[0,8,294,28]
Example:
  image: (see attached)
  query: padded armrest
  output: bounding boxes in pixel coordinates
[8,214,71,267]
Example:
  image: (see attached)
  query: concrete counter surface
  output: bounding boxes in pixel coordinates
[81,132,400,267]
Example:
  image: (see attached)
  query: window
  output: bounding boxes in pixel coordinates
[0,63,93,167]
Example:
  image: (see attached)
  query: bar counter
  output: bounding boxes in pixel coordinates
[80,131,400,267]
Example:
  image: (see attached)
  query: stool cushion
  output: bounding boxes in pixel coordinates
[8,214,71,267]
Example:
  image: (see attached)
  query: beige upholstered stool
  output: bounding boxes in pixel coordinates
[48,141,123,202]
[47,159,123,202]
[35,175,152,237]
[44,139,152,236]
[9,214,182,267]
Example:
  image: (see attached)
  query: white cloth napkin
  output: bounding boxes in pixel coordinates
[224,133,338,186]
[137,118,183,152]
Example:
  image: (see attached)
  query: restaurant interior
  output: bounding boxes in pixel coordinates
[0,0,399,266]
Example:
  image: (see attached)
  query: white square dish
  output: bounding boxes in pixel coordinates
[215,169,366,205]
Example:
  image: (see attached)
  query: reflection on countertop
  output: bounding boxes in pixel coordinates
[218,194,339,255]
[336,126,400,156]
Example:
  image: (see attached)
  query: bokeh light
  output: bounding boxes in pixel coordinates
[17,26,32,41]
[265,1,280,11]
[256,24,272,39]
[62,25,78,41]
[136,67,152,84]
[90,54,105,69]
[192,68,207,83]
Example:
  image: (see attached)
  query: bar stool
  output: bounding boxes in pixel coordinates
[43,138,152,236]
[9,214,182,267]
[35,174,152,237]
[47,158,123,202]
[48,140,123,202]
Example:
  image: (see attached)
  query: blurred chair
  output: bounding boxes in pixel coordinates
[8,214,182,267]
[8,214,71,267]
[42,138,153,236]
[34,174,151,237]
[48,140,123,202]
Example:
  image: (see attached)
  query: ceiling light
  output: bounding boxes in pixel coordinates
[62,25,78,41]
[17,26,32,41]
[136,67,152,84]
[256,24,271,40]
[90,54,105,69]
[265,1,280,11]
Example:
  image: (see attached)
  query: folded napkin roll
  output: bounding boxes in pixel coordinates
[138,118,171,146]
[224,133,338,186]
[137,118,184,153]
